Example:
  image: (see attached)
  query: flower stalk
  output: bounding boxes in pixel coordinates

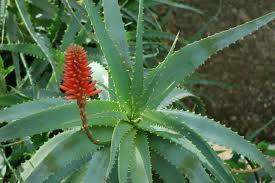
[60,44,101,144]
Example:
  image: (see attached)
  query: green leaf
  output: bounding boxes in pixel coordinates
[153,0,202,14]
[162,109,275,178]
[102,0,130,63]
[0,43,64,64]
[6,10,21,85]
[28,0,57,19]
[60,17,81,51]
[150,136,210,183]
[127,30,186,44]
[151,152,187,183]
[21,130,101,182]
[0,100,125,142]
[15,0,57,80]
[138,120,216,182]
[107,161,119,183]
[0,93,28,107]
[157,87,197,110]
[141,110,235,182]
[248,118,275,141]
[144,11,275,109]
[44,156,91,183]
[106,121,132,179]
[130,131,152,183]
[166,32,179,58]
[62,161,89,183]
[0,55,13,94]
[83,148,110,182]
[21,130,73,181]
[118,129,137,183]
[0,98,70,122]
[84,0,131,111]
[132,0,144,115]
[0,43,46,60]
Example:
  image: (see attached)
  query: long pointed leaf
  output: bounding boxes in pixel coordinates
[144,11,275,109]
[151,152,187,183]
[106,121,132,179]
[153,0,202,14]
[118,129,137,183]
[132,0,144,115]
[84,0,131,111]
[44,156,91,183]
[0,98,70,122]
[0,100,125,142]
[83,148,110,182]
[15,0,57,80]
[21,130,101,182]
[141,110,235,182]
[157,87,197,110]
[130,131,152,183]
[102,0,130,63]
[150,136,210,183]
[138,119,222,182]
[162,109,275,178]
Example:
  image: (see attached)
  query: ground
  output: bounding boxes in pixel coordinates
[158,0,275,142]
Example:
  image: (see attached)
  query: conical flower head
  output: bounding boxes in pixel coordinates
[60,45,101,102]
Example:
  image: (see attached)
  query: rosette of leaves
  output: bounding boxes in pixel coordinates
[0,0,275,182]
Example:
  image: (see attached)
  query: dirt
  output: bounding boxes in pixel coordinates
[158,0,275,142]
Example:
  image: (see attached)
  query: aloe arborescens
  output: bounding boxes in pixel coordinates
[0,0,274,182]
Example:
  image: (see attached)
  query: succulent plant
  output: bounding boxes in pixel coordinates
[0,0,275,182]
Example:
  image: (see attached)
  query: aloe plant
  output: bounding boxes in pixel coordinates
[0,0,275,182]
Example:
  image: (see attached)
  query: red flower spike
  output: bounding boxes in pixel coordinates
[60,44,101,144]
[60,45,101,103]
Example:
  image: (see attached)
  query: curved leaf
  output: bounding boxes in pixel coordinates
[141,110,235,182]
[157,87,197,110]
[83,148,110,183]
[153,0,202,14]
[15,0,57,80]
[162,109,275,178]
[60,17,81,51]
[130,131,152,183]
[106,121,132,179]
[0,100,125,142]
[138,120,215,182]
[62,161,89,183]
[0,43,44,60]
[130,146,150,183]
[144,11,275,109]
[0,98,70,122]
[0,93,28,107]
[102,0,130,63]
[150,136,210,183]
[21,130,101,182]
[84,0,131,111]
[118,129,137,183]
[44,156,91,183]
[151,152,187,183]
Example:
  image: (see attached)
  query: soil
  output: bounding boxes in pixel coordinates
[158,0,275,142]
